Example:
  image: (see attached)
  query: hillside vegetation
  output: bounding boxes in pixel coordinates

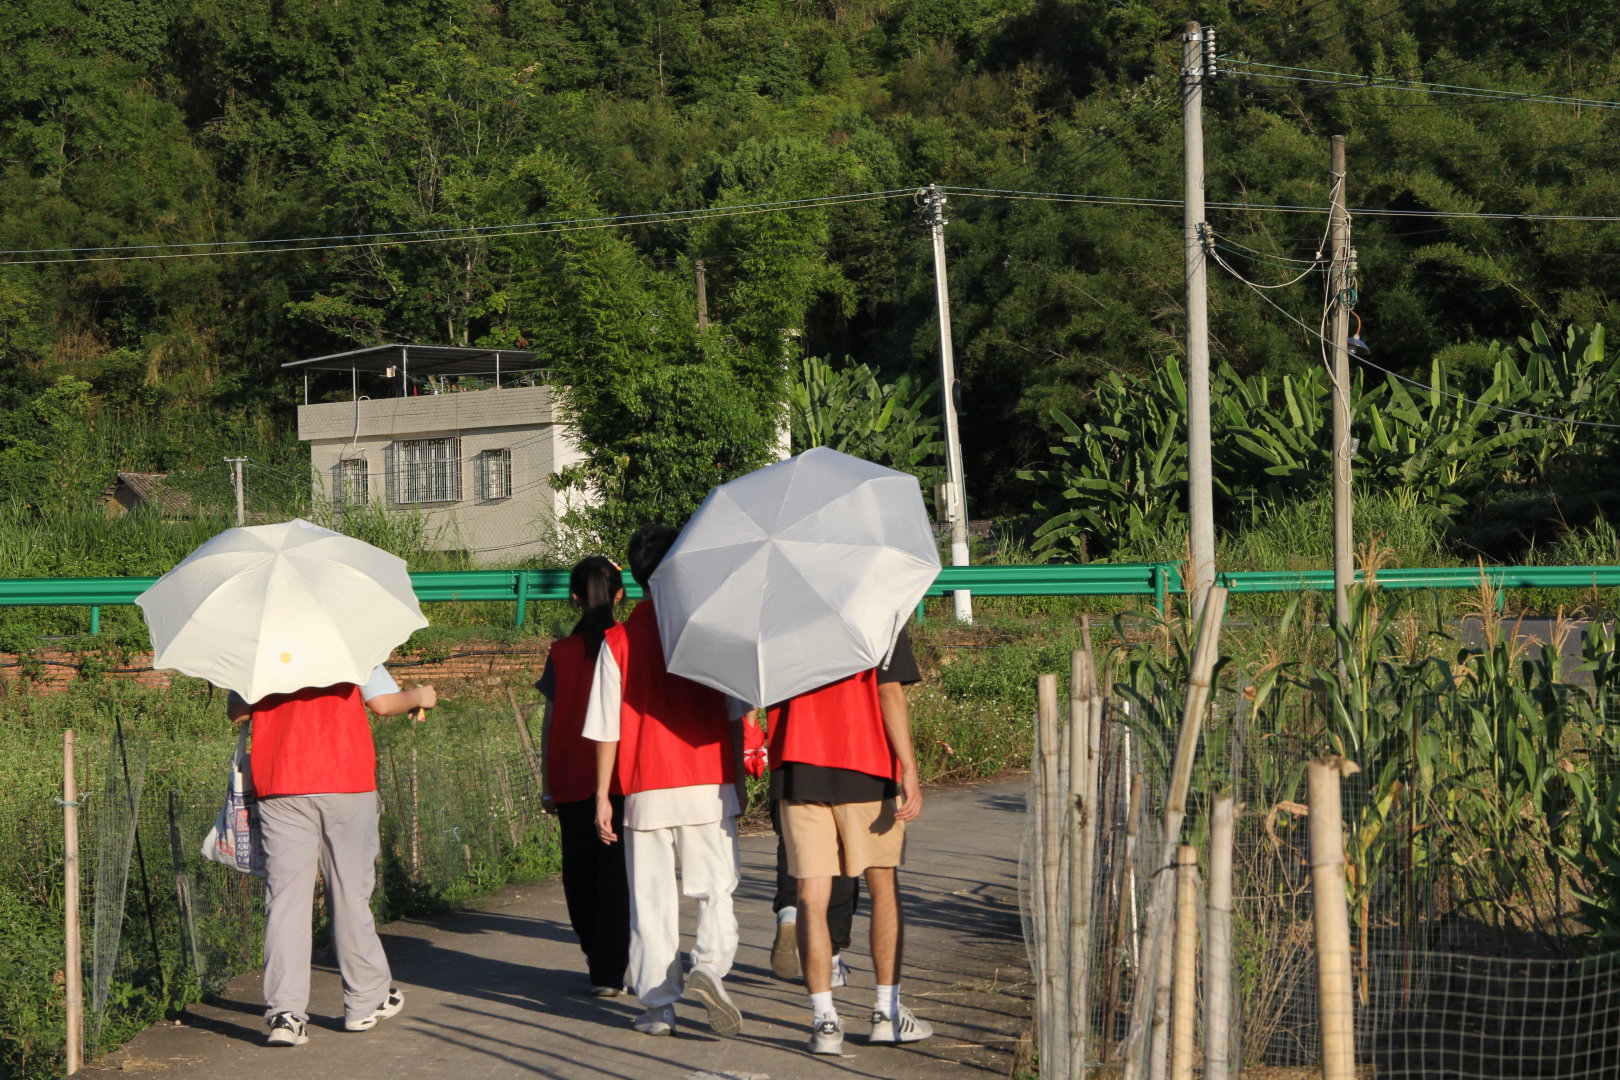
[3,1,1619,554]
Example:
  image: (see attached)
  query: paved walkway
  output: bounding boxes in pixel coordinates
[96,778,1033,1080]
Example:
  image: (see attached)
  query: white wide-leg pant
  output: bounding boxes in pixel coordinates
[624,816,740,1008]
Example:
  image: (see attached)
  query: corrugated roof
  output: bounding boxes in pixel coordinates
[106,472,193,516]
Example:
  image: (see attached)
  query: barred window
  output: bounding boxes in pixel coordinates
[478,448,512,500]
[333,458,369,506]
[394,437,460,503]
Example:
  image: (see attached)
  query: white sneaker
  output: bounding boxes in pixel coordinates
[771,913,800,980]
[831,954,851,988]
[807,1016,844,1055]
[633,1004,676,1036]
[266,1012,308,1047]
[869,1005,933,1044]
[344,987,404,1032]
[687,964,743,1037]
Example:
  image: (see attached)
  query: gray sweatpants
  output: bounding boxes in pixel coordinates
[258,791,391,1025]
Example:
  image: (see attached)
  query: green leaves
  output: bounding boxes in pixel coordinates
[788,355,943,488]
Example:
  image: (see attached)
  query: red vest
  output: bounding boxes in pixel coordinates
[249,683,376,797]
[545,634,621,802]
[606,602,735,795]
[767,668,898,781]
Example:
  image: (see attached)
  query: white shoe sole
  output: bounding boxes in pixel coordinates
[687,967,743,1037]
[771,920,800,980]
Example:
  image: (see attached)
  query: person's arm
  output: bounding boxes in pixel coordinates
[538,696,556,812]
[581,645,623,844]
[366,684,437,717]
[594,740,619,843]
[227,693,251,725]
[879,681,923,822]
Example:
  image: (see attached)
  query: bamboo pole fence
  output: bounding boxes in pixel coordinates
[1170,845,1199,1080]
[63,729,82,1075]
[1310,757,1360,1080]
[1205,793,1236,1080]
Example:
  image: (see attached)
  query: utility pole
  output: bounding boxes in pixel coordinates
[924,183,973,624]
[695,259,709,330]
[1183,22,1216,614]
[1328,136,1354,666]
[225,457,247,527]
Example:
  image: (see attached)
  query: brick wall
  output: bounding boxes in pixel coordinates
[0,644,555,696]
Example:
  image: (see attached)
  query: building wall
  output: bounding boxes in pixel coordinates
[299,385,585,564]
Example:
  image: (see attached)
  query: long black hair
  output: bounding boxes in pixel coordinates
[569,556,623,659]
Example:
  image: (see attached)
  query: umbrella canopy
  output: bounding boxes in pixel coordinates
[136,518,428,703]
[651,447,940,706]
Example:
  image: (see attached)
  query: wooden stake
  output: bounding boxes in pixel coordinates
[1037,673,1067,1079]
[1205,794,1236,1080]
[1123,585,1229,1080]
[1309,758,1360,1080]
[1068,648,1095,1079]
[64,730,82,1075]
[1169,846,1199,1080]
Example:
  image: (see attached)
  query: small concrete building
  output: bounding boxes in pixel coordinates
[286,345,585,564]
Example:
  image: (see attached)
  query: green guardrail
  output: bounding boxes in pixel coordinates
[0,563,1614,633]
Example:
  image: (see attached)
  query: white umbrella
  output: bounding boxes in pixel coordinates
[650,447,940,706]
[136,518,428,703]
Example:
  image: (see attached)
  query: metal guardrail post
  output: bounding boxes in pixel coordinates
[89,606,100,636]
[514,570,530,628]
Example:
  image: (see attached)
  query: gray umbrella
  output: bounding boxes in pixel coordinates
[650,447,940,706]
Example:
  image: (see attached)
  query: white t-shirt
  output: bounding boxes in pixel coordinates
[582,645,743,831]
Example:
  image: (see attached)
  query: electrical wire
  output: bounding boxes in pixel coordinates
[1211,256,1620,431]
[1223,59,1620,110]
[0,190,918,266]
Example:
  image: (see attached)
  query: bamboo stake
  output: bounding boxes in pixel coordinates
[1122,585,1229,1080]
[1037,673,1067,1080]
[1205,794,1236,1080]
[1169,846,1199,1080]
[63,730,82,1075]
[507,687,545,792]
[1310,757,1360,1080]
[1068,647,1095,1079]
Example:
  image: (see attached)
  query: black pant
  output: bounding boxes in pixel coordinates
[771,799,859,953]
[555,796,631,988]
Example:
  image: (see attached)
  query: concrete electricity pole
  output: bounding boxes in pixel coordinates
[1328,136,1354,659]
[924,183,973,623]
[695,259,709,329]
[1183,22,1215,613]
[225,457,247,526]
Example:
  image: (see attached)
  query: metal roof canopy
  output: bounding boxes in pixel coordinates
[283,344,540,377]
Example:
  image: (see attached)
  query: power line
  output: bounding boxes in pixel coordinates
[1211,256,1620,432]
[0,191,918,266]
[1223,58,1620,110]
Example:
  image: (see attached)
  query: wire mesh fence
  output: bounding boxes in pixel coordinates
[0,704,556,1077]
[1022,653,1620,1080]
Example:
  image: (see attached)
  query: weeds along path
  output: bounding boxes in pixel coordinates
[107,776,1033,1079]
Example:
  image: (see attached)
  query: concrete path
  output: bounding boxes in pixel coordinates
[96,778,1033,1080]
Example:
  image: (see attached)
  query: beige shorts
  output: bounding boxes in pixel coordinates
[781,798,906,878]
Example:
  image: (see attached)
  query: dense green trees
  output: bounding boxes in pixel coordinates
[1,0,1618,554]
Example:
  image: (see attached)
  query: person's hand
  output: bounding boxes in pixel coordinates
[594,793,618,844]
[894,769,923,823]
[408,684,438,723]
[541,790,556,816]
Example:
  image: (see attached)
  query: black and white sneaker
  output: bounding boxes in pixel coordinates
[266,1012,308,1047]
[869,1005,933,1044]
[345,987,404,1032]
[807,1017,844,1055]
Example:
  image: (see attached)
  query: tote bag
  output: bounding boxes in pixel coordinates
[201,725,267,877]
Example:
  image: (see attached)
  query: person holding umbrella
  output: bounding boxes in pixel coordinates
[584,524,748,1039]
[227,668,437,1046]
[136,519,439,1047]
[767,628,932,1054]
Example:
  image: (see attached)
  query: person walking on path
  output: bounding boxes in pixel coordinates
[769,806,860,988]
[226,667,437,1047]
[536,556,632,996]
[584,524,749,1039]
[767,626,933,1055]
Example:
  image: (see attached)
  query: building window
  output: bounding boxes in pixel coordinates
[394,438,460,504]
[331,458,369,507]
[478,449,512,500]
